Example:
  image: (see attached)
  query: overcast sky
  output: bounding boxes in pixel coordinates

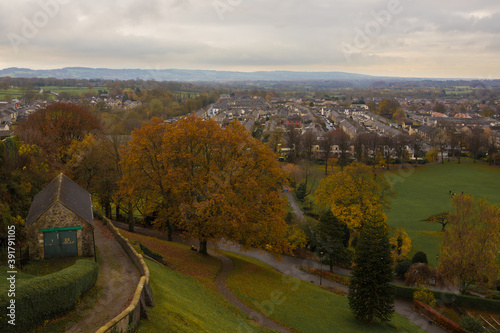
[1,0,499,79]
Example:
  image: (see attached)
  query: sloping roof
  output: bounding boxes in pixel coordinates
[26,173,93,228]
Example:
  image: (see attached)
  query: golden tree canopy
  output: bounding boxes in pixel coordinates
[438,194,500,294]
[315,162,393,230]
[120,116,292,255]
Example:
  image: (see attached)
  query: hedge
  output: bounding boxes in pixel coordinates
[0,259,98,332]
[394,285,500,313]
[413,300,465,333]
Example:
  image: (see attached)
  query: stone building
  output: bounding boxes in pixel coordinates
[25,173,95,260]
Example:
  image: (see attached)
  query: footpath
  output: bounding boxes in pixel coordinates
[65,220,140,333]
[112,220,445,333]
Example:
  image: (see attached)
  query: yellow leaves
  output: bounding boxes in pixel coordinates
[120,116,292,254]
[390,227,412,261]
[316,162,392,230]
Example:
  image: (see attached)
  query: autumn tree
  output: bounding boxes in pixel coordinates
[389,227,412,261]
[65,134,122,220]
[348,213,394,323]
[424,212,449,232]
[315,162,393,230]
[120,116,292,255]
[438,194,500,294]
[17,102,102,165]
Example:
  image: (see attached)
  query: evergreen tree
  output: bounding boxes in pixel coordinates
[295,182,307,202]
[348,214,394,323]
[316,210,350,272]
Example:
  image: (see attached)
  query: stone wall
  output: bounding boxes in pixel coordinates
[25,202,95,259]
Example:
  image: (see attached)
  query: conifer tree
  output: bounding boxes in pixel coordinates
[348,214,394,323]
[316,210,350,272]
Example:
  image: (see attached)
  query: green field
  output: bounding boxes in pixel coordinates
[225,252,422,333]
[385,159,500,266]
[138,259,272,333]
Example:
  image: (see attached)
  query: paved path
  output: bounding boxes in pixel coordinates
[211,251,292,333]
[65,220,140,333]
[284,191,305,221]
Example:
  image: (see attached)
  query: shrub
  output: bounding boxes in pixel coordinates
[411,251,428,265]
[460,316,485,333]
[295,182,307,202]
[413,287,436,307]
[0,259,98,333]
[395,260,412,279]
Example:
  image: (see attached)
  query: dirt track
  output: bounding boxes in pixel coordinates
[65,220,139,333]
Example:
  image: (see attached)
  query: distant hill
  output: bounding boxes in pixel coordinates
[0,67,383,82]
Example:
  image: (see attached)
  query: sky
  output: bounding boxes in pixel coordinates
[1,0,500,79]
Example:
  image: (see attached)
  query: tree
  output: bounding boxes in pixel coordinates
[320,130,336,175]
[120,116,293,256]
[389,227,411,261]
[17,102,102,165]
[434,128,448,164]
[466,127,485,163]
[438,194,500,294]
[268,127,285,154]
[332,128,350,170]
[300,129,317,161]
[316,210,350,272]
[423,212,449,231]
[348,214,394,323]
[315,162,393,230]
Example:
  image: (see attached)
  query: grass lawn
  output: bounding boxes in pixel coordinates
[385,159,500,266]
[225,252,422,333]
[138,259,273,333]
[118,230,273,332]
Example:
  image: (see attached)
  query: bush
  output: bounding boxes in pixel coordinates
[0,259,98,333]
[295,182,307,202]
[411,251,428,265]
[460,316,485,333]
[395,260,412,279]
[413,287,436,307]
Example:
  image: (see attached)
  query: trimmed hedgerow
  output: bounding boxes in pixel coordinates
[0,259,98,333]
[414,300,465,333]
[394,285,500,313]
[139,242,164,263]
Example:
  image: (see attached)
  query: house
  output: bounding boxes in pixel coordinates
[25,173,95,260]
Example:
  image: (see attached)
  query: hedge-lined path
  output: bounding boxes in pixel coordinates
[211,251,293,333]
[65,219,140,333]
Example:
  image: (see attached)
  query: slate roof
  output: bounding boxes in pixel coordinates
[26,173,93,228]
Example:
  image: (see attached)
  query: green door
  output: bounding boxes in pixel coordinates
[59,230,77,256]
[43,231,60,259]
[43,230,78,258]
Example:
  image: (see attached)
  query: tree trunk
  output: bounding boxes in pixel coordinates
[167,222,173,242]
[128,201,134,232]
[199,239,208,255]
[115,205,120,221]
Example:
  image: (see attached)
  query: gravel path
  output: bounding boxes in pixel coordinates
[65,220,140,333]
